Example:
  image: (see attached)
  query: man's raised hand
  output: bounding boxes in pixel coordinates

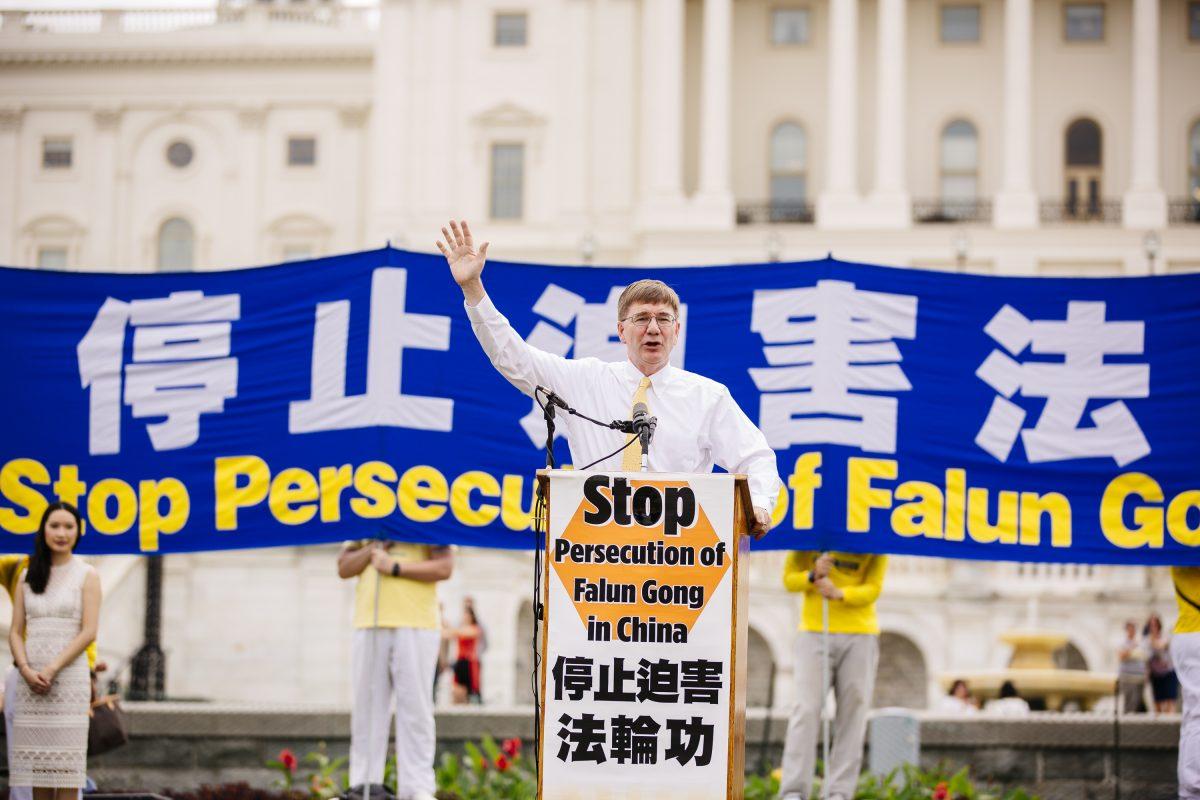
[437,220,489,304]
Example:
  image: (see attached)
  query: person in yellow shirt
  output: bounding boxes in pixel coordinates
[778,551,887,800]
[0,554,100,800]
[338,539,453,800]
[1171,566,1200,799]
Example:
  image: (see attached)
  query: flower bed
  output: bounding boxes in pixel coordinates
[238,740,1040,800]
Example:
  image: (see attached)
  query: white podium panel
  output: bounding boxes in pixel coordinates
[537,470,747,800]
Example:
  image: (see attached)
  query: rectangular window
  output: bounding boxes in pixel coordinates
[42,138,72,169]
[1190,1,1200,40]
[941,5,981,42]
[771,8,810,45]
[287,136,317,167]
[1065,3,1104,41]
[494,12,528,47]
[490,143,525,220]
[36,247,68,269]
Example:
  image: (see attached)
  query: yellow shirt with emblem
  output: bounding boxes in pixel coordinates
[0,555,98,669]
[351,542,441,630]
[783,551,887,635]
[1172,566,1200,634]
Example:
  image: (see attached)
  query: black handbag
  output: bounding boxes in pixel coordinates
[88,694,129,756]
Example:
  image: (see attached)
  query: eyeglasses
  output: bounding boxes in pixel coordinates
[622,313,677,329]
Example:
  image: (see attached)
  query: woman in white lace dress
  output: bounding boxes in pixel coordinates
[7,502,101,799]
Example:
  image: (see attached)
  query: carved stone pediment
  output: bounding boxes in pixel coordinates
[470,102,546,131]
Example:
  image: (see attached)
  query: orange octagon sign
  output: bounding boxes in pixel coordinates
[550,477,731,643]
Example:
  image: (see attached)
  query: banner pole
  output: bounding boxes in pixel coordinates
[821,595,830,800]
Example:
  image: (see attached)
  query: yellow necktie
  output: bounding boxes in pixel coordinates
[621,377,652,471]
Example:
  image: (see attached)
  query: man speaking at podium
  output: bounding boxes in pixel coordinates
[437,219,782,535]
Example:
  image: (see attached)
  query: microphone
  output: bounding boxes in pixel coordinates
[631,402,656,456]
[536,385,570,411]
[631,402,651,435]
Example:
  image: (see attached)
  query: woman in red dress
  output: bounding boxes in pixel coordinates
[449,599,483,704]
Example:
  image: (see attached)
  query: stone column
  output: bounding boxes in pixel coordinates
[237,106,267,264]
[636,0,687,228]
[339,105,370,251]
[558,0,594,228]
[816,0,862,227]
[693,0,734,227]
[993,0,1037,228]
[0,107,21,264]
[367,0,414,245]
[1122,0,1166,229]
[91,107,121,268]
[866,0,909,227]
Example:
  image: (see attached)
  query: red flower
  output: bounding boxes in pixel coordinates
[933,782,949,800]
[494,755,510,772]
[279,749,298,772]
[502,737,522,759]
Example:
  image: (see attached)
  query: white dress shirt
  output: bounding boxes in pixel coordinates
[466,294,783,513]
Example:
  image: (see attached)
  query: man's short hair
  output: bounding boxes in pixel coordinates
[617,279,681,320]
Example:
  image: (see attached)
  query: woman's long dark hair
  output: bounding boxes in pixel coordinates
[27,502,82,594]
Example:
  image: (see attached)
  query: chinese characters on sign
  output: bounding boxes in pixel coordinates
[78,291,240,454]
[975,301,1150,466]
[290,268,453,434]
[749,280,918,454]
[47,253,1179,565]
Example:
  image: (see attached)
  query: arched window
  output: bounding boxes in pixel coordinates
[1054,641,1089,671]
[940,120,979,217]
[770,122,807,220]
[1064,118,1103,218]
[1066,118,1102,166]
[1189,120,1200,206]
[746,627,776,708]
[873,632,929,709]
[157,217,194,272]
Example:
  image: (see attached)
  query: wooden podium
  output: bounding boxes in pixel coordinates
[535,470,755,800]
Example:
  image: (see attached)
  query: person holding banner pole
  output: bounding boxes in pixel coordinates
[337,540,453,800]
[1171,566,1200,799]
[779,551,886,800]
[436,219,781,533]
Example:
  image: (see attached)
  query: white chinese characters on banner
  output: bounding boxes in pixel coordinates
[975,301,1151,466]
[77,290,241,455]
[517,285,688,446]
[748,279,918,454]
[289,268,454,434]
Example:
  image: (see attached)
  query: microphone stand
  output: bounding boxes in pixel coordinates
[638,418,657,472]
[535,385,645,442]
[541,394,557,469]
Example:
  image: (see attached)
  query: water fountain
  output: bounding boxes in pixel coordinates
[939,598,1115,710]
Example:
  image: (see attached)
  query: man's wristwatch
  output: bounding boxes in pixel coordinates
[807,570,816,584]
[391,561,401,578]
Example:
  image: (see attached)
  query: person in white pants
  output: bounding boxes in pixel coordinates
[338,540,453,800]
[1171,566,1200,800]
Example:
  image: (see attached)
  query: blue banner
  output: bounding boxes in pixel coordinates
[2,247,1198,565]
